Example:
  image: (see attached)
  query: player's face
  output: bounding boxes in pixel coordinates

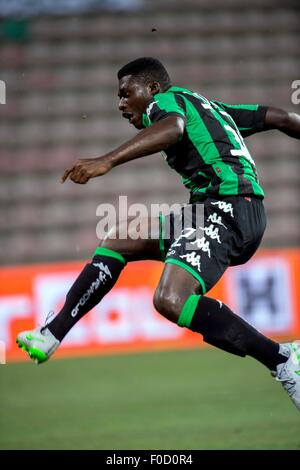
[118,75,155,129]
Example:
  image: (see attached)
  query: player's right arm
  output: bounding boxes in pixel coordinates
[62,91,186,184]
[264,107,300,139]
[61,115,184,184]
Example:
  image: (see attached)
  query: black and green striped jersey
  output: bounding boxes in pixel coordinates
[142,86,268,201]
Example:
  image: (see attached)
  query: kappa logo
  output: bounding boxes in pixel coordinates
[207,212,227,229]
[92,262,112,279]
[180,252,201,272]
[211,201,234,218]
[200,224,221,243]
[190,236,211,258]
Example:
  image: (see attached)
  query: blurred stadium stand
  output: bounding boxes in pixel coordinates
[0,0,299,264]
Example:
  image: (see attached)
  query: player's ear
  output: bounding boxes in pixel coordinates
[149,81,161,95]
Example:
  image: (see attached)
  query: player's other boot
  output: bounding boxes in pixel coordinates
[16,327,60,364]
[273,341,300,411]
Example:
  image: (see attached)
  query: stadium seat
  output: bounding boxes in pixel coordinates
[1,1,299,263]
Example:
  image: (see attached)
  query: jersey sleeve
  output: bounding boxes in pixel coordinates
[211,101,268,137]
[142,92,186,127]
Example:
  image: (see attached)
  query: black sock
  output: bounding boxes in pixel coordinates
[179,295,288,371]
[46,248,126,341]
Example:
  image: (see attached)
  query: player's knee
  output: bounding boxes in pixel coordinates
[153,287,183,323]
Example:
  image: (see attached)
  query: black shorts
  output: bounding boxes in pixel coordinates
[159,196,267,295]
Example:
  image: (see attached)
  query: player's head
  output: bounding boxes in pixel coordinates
[117,57,171,129]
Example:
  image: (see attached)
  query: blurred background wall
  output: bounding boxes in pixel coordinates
[0,0,299,265]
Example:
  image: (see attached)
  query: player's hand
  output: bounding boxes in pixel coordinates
[61,157,113,184]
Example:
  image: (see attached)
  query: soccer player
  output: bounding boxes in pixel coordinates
[17,58,300,411]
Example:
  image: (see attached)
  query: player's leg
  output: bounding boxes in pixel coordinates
[16,217,161,363]
[154,262,288,371]
[156,197,300,410]
[156,264,300,411]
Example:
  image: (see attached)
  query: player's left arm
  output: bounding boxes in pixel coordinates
[61,115,184,184]
[264,106,300,139]
[211,101,268,138]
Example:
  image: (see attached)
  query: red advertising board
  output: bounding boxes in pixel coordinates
[0,248,300,362]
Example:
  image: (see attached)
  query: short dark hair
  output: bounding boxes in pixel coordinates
[117,57,171,90]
